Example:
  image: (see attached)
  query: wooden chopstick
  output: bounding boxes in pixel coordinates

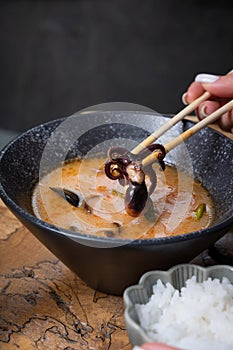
[132,91,210,155]
[132,69,233,156]
[142,99,233,168]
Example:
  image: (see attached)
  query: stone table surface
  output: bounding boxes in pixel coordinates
[0,199,131,350]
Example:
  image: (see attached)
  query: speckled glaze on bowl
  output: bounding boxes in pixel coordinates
[123,264,233,346]
[0,111,233,295]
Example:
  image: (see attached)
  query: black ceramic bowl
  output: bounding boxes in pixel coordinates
[0,111,233,295]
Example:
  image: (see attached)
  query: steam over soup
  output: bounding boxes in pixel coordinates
[32,157,214,239]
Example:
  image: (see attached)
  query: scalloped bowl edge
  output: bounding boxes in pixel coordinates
[123,263,233,346]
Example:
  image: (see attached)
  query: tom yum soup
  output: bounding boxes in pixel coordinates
[32,157,214,239]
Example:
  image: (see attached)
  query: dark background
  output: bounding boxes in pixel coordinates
[1,0,233,133]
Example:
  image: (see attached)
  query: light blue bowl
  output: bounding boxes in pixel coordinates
[123,264,233,346]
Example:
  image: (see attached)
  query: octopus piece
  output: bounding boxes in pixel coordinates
[104,144,166,217]
[124,162,148,217]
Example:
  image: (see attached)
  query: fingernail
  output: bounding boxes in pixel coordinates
[199,105,208,119]
[195,73,219,83]
[132,346,143,350]
[182,92,188,105]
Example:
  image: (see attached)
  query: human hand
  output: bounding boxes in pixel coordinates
[182,71,233,132]
[133,342,181,350]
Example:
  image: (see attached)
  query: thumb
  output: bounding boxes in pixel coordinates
[195,71,233,98]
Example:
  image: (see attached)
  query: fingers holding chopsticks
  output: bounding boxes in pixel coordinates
[182,71,233,132]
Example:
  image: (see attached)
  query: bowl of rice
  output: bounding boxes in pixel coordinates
[123,264,233,350]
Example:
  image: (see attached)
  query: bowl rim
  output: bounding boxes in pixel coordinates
[123,263,233,344]
[0,113,233,246]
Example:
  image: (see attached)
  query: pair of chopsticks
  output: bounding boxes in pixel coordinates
[131,70,233,168]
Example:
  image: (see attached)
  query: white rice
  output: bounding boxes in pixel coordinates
[135,276,233,350]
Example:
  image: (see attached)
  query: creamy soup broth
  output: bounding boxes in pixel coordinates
[32,157,214,239]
